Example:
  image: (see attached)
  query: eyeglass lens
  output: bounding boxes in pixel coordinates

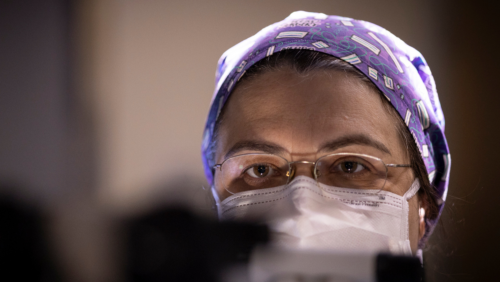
[215,153,388,194]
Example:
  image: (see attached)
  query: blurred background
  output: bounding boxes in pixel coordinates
[0,0,498,281]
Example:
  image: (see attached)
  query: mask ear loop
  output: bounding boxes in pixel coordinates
[416,192,425,264]
[404,178,421,200]
[211,185,226,220]
[211,185,222,205]
[399,178,421,255]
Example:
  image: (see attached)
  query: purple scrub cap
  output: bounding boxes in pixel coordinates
[201,11,450,237]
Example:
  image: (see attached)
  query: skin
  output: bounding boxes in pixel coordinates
[215,69,426,253]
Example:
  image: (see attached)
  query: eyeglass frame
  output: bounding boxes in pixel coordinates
[213,152,411,190]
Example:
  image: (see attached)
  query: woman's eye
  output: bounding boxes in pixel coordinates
[339,161,365,173]
[246,165,273,178]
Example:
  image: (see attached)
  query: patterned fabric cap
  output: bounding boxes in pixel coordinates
[201,11,450,238]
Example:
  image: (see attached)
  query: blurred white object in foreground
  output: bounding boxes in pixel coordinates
[223,246,422,282]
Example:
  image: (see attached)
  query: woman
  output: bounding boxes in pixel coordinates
[201,11,450,258]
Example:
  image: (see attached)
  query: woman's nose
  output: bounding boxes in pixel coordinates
[290,162,316,180]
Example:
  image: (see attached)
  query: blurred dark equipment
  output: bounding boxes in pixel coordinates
[0,190,60,282]
[123,207,423,282]
[376,254,423,282]
[124,207,269,282]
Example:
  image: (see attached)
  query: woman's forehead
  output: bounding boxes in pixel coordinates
[218,70,401,159]
[229,70,377,118]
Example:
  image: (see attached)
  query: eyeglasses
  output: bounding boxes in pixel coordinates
[213,153,411,194]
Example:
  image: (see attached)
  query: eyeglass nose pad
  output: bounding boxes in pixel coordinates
[313,166,320,178]
[287,163,317,182]
[286,168,295,182]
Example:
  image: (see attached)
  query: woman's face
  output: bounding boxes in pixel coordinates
[215,69,425,253]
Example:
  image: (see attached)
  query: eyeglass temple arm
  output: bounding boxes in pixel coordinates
[386,164,411,168]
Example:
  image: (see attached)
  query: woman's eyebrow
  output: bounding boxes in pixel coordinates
[224,140,287,159]
[318,134,392,155]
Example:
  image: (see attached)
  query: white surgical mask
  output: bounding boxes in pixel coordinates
[213,176,420,255]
